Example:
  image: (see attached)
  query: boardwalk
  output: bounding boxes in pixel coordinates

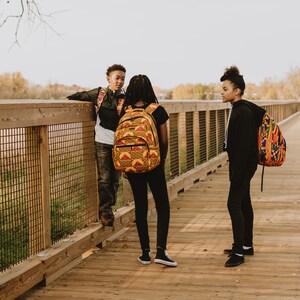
[19,114,300,300]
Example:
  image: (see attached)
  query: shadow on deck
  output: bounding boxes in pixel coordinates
[19,114,300,300]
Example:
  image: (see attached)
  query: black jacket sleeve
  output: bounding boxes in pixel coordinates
[66,87,99,105]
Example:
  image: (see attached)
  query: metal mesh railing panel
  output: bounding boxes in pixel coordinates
[49,122,97,243]
[186,112,194,171]
[199,111,207,164]
[169,114,179,179]
[217,110,226,154]
[0,127,43,272]
[179,113,187,174]
[209,110,217,160]
[194,111,200,165]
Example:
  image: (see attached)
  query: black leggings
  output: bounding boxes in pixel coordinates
[227,168,256,254]
[127,164,170,250]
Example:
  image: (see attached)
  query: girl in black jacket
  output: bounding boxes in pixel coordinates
[220,66,265,268]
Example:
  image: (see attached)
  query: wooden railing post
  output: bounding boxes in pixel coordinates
[40,125,52,248]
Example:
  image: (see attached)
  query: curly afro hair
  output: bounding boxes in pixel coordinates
[220,65,245,95]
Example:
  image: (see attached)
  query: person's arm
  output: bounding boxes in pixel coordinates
[66,87,99,104]
[159,122,168,166]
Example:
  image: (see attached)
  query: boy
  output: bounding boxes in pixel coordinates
[67,64,126,226]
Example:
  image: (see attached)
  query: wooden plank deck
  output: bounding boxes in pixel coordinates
[19,114,300,300]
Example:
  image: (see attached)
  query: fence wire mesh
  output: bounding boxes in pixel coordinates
[186,112,194,171]
[209,110,217,160]
[217,110,226,154]
[169,113,179,180]
[49,122,97,243]
[0,121,97,272]
[0,127,44,271]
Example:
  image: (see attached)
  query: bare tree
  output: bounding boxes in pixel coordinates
[0,0,62,47]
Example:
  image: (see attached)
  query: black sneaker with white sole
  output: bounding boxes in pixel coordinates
[154,249,177,267]
[225,253,244,267]
[224,247,254,256]
[138,250,151,265]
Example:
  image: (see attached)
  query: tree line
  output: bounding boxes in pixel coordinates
[1,68,300,100]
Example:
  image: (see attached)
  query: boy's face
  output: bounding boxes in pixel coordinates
[107,70,126,91]
[221,80,241,104]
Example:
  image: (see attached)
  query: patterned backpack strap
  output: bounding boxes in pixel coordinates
[117,98,125,116]
[96,87,107,113]
[116,88,126,116]
[145,103,159,115]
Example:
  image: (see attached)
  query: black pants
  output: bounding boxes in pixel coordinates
[227,167,256,254]
[127,164,170,250]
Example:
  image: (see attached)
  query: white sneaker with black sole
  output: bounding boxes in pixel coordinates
[154,249,177,267]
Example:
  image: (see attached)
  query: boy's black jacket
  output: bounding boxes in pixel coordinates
[67,87,125,131]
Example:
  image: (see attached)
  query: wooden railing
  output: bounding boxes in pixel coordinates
[0,99,299,299]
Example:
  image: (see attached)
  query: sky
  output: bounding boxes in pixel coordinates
[1,0,300,90]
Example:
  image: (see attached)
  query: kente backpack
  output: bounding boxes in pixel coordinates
[257,111,287,191]
[257,112,286,167]
[113,103,160,173]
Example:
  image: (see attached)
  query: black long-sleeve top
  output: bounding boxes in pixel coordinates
[226,100,265,183]
[67,87,125,131]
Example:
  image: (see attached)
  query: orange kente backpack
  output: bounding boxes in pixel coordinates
[257,112,286,191]
[113,103,160,173]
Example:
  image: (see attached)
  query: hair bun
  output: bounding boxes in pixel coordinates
[220,65,245,93]
[224,66,241,77]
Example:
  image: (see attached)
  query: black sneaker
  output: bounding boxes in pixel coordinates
[138,250,151,265]
[225,253,244,267]
[100,214,114,227]
[154,249,177,267]
[224,247,254,256]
